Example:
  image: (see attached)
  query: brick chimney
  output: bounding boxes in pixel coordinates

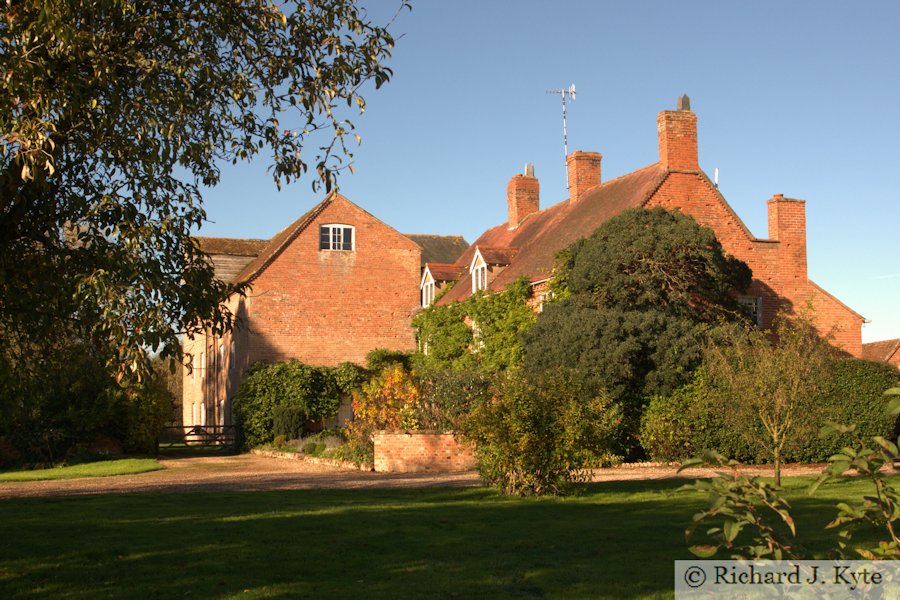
[507,164,539,229]
[657,94,699,171]
[566,151,602,201]
[767,193,808,280]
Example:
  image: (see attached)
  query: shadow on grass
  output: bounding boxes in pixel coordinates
[0,477,886,599]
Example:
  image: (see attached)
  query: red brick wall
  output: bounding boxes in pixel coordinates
[566,151,602,200]
[373,432,477,473]
[245,195,421,367]
[648,172,863,356]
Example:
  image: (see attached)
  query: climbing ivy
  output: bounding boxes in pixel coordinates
[412,277,536,372]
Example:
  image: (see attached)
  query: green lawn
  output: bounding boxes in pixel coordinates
[0,459,163,482]
[0,476,886,599]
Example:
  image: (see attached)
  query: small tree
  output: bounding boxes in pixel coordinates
[460,369,622,496]
[703,313,835,486]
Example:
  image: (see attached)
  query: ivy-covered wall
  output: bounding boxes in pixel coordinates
[412,277,536,372]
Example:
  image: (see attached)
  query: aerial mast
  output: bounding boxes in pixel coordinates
[547,83,576,190]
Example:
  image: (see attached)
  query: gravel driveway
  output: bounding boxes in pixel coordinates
[0,453,836,500]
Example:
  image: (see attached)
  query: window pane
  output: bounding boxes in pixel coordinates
[343,227,353,250]
[319,226,330,250]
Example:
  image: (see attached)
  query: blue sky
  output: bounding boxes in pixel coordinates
[198,1,900,343]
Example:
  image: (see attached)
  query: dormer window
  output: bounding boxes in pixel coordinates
[472,264,487,292]
[422,280,435,307]
[319,224,354,251]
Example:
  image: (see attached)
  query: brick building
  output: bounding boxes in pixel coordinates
[181,192,466,429]
[428,96,865,356]
[863,339,900,369]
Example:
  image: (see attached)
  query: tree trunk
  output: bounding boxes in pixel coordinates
[773,445,782,487]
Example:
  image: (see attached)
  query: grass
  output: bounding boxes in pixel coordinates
[0,458,163,482]
[0,475,888,599]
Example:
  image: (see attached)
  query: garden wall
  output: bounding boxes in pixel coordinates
[373,432,476,473]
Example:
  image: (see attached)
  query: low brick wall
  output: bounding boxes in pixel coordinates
[373,431,476,473]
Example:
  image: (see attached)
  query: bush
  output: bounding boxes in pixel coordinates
[272,405,307,440]
[639,372,758,463]
[460,369,622,496]
[118,376,175,454]
[415,367,493,431]
[365,349,413,373]
[787,358,900,463]
[345,364,421,462]
[233,360,342,448]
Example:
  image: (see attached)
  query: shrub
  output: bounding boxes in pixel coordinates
[345,364,421,462]
[365,349,413,373]
[118,376,175,454]
[415,367,493,431]
[460,369,622,496]
[787,358,900,463]
[272,405,307,440]
[640,371,758,463]
[233,360,342,448]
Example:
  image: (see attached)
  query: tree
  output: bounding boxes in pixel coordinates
[523,207,752,454]
[459,369,622,496]
[703,313,836,486]
[0,0,407,384]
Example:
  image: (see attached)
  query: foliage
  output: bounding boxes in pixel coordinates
[555,207,752,322]
[465,279,536,373]
[459,369,622,496]
[272,406,308,441]
[0,337,172,464]
[703,313,836,485]
[119,376,175,453]
[332,361,369,395]
[524,208,751,456]
[413,277,535,373]
[344,364,422,462]
[680,451,800,559]
[641,358,900,465]
[233,360,342,448]
[789,358,900,463]
[365,348,413,373]
[809,387,900,559]
[414,367,493,432]
[412,301,474,370]
[0,0,406,386]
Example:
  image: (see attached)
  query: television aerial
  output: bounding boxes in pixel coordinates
[547,83,576,190]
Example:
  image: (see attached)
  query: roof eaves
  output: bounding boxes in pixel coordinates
[809,279,866,322]
[237,192,336,284]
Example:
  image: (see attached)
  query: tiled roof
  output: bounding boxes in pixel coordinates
[426,263,466,282]
[194,237,269,256]
[405,234,469,266]
[862,338,900,362]
[438,163,668,304]
[477,246,519,266]
[233,194,335,283]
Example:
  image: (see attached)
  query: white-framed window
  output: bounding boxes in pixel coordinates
[472,264,487,293]
[192,402,197,426]
[422,281,435,307]
[218,343,224,375]
[199,352,205,384]
[538,291,553,313]
[200,402,206,426]
[229,339,235,371]
[319,224,354,251]
[218,400,225,426]
[738,296,763,327]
